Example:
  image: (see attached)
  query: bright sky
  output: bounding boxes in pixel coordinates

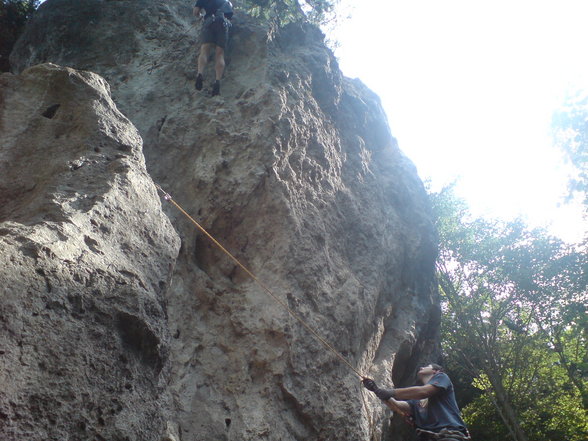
[334,0,587,242]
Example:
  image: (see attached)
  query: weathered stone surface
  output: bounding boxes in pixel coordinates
[9,1,440,440]
[0,63,180,441]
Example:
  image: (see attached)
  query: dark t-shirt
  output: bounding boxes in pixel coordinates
[195,0,233,19]
[408,372,467,432]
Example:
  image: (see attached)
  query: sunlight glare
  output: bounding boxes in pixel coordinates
[334,0,587,242]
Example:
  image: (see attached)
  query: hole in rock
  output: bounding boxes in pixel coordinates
[42,104,60,119]
[116,312,162,372]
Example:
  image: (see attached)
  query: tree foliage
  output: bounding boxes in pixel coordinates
[432,185,588,441]
[0,0,38,72]
[238,0,339,27]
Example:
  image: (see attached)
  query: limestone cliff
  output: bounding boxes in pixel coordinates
[3,1,440,440]
[0,63,180,440]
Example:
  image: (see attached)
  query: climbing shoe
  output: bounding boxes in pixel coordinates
[195,73,203,91]
[211,80,220,97]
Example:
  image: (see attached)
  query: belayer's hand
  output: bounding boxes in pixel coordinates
[375,387,396,401]
[362,378,396,400]
[362,378,378,391]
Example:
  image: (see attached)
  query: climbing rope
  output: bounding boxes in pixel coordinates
[155,183,387,437]
[155,183,365,379]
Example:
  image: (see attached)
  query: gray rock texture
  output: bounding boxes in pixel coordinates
[7,1,440,440]
[0,63,180,440]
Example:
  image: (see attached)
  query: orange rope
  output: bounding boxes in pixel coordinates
[155,184,365,379]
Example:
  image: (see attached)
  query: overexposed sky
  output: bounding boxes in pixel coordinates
[334,0,587,242]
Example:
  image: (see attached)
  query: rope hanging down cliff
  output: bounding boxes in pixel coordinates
[155,183,365,379]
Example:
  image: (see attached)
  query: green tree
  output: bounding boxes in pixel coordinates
[0,0,38,72]
[463,342,588,441]
[238,0,339,26]
[551,90,588,409]
[433,186,588,441]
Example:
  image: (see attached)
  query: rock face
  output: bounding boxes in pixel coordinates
[0,63,180,440]
[6,1,440,440]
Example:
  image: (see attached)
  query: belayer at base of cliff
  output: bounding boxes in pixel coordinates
[193,0,234,97]
[363,364,472,441]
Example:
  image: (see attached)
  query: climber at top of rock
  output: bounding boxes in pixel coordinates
[362,363,471,441]
[193,0,234,97]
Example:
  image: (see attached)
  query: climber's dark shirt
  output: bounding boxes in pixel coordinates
[407,373,467,433]
[195,0,233,20]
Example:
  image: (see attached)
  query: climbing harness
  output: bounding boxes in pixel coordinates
[202,0,232,28]
[155,183,365,379]
[415,428,472,441]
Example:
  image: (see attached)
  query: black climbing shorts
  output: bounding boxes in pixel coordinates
[201,19,229,49]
